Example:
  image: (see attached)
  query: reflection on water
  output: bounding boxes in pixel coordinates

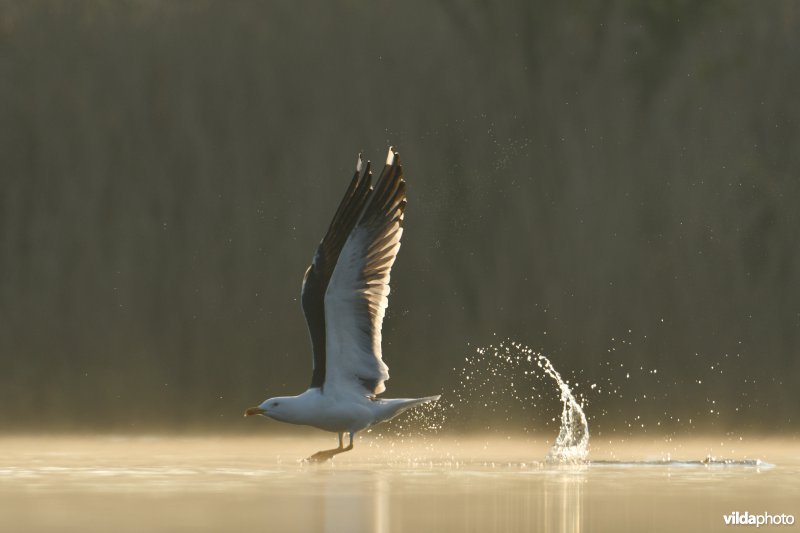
[0,436,797,532]
[321,471,388,533]
[543,469,584,533]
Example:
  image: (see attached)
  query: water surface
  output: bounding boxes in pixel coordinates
[0,436,797,532]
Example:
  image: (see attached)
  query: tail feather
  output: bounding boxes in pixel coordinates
[419,394,441,404]
[372,395,441,424]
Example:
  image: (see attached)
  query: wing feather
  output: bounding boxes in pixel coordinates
[300,156,373,389]
[324,149,406,396]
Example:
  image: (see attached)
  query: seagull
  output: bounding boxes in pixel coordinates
[245,147,440,462]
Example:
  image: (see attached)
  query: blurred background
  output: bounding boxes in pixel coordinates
[0,1,798,434]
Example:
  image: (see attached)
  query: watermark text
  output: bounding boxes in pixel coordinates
[723,512,795,527]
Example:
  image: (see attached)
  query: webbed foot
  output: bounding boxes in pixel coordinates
[303,444,354,463]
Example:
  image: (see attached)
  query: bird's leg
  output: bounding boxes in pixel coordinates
[305,432,355,463]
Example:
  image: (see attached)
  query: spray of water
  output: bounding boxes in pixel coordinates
[536,352,589,463]
[372,336,770,466]
[464,340,588,463]
[367,339,589,463]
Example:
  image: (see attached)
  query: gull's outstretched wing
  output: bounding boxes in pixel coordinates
[324,148,406,396]
[301,156,373,389]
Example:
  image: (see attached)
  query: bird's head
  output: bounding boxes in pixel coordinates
[244,397,289,420]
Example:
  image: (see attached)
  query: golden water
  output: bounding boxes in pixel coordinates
[1,435,797,532]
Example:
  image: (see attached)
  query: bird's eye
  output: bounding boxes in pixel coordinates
[273,402,280,407]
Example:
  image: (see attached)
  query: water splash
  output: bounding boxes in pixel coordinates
[368,339,589,463]
[452,340,589,463]
[535,352,589,463]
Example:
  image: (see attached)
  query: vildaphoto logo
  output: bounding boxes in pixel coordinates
[723,511,795,527]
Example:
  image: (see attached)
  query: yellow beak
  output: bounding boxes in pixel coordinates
[244,407,266,417]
